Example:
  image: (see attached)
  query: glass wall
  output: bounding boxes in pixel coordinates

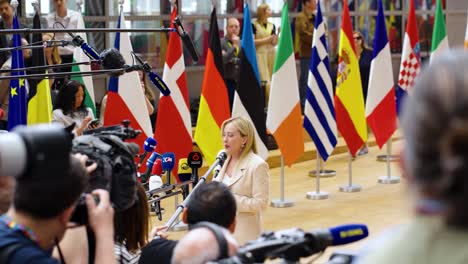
[21,0,454,68]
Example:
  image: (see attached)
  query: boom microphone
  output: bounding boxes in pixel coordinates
[138,137,157,168]
[173,16,199,62]
[218,224,369,263]
[133,53,170,96]
[68,32,100,60]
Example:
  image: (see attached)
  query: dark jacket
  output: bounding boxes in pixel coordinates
[220,37,240,81]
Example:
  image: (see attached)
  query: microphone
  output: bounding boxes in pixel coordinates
[161,152,176,185]
[213,150,227,178]
[132,52,171,96]
[137,137,157,168]
[187,151,202,187]
[68,32,100,61]
[173,16,199,62]
[149,160,163,191]
[233,224,368,263]
[177,158,192,199]
[308,224,369,248]
[141,152,160,183]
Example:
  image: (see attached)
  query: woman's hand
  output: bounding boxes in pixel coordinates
[76,116,93,135]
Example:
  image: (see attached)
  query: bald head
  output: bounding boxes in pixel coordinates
[226,18,240,38]
[171,226,238,264]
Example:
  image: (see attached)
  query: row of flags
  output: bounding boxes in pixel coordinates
[5,0,465,176]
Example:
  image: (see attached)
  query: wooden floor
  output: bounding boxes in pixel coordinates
[154,139,413,263]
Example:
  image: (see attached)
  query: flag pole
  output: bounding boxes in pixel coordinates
[306,152,329,200]
[270,155,294,208]
[377,140,400,184]
[309,157,336,178]
[376,138,399,162]
[339,151,361,192]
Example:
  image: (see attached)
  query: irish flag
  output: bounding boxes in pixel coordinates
[267,2,304,166]
[71,14,95,116]
[430,0,449,63]
[334,0,367,156]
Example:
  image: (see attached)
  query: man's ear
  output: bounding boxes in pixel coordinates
[182,207,188,224]
[59,205,75,226]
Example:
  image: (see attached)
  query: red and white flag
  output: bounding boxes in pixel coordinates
[154,7,192,180]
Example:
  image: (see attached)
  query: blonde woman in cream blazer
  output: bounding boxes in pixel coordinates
[213,116,270,245]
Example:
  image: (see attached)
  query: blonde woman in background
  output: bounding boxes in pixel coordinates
[252,3,278,105]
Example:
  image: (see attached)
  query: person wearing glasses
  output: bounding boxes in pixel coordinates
[353,31,372,156]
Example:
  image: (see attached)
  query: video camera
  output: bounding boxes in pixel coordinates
[70,121,141,225]
[0,121,142,226]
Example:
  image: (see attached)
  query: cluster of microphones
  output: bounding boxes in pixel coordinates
[137,136,205,220]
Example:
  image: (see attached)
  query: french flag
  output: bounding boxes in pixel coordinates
[365,0,397,148]
[103,11,153,150]
[396,0,420,115]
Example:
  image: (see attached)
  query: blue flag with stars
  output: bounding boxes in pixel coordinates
[8,14,27,131]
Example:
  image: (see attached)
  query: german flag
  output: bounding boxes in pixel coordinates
[194,7,231,164]
[27,10,52,125]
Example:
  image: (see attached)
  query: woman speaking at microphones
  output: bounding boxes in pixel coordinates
[213,116,270,245]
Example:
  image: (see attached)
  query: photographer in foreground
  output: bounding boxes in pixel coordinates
[0,154,115,263]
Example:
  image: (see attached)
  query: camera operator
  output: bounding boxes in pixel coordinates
[0,154,115,264]
[139,182,237,264]
[0,176,14,215]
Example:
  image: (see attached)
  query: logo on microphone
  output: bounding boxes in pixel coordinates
[339,228,365,238]
[162,156,173,163]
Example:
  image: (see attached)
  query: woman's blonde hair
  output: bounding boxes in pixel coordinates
[221,116,257,158]
[353,31,370,50]
[256,3,270,23]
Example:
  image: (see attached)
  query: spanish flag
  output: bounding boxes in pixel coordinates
[194,7,230,164]
[334,0,367,156]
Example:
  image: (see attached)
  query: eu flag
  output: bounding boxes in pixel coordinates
[7,14,27,130]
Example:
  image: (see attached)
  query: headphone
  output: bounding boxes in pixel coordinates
[190,221,229,260]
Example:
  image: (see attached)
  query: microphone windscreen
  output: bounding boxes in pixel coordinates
[100,48,126,71]
[148,72,171,96]
[161,152,175,171]
[143,137,157,152]
[177,158,192,182]
[187,151,203,169]
[329,224,369,246]
[149,175,163,191]
[146,152,160,168]
[151,159,163,176]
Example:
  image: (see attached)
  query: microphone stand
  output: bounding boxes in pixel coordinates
[0,61,96,73]
[0,68,124,80]
[0,28,176,34]
[164,158,221,231]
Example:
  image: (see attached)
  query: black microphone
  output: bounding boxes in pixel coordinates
[173,16,199,62]
[187,151,202,187]
[132,52,171,96]
[213,150,227,178]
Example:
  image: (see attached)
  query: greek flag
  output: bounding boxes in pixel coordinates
[303,1,337,161]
